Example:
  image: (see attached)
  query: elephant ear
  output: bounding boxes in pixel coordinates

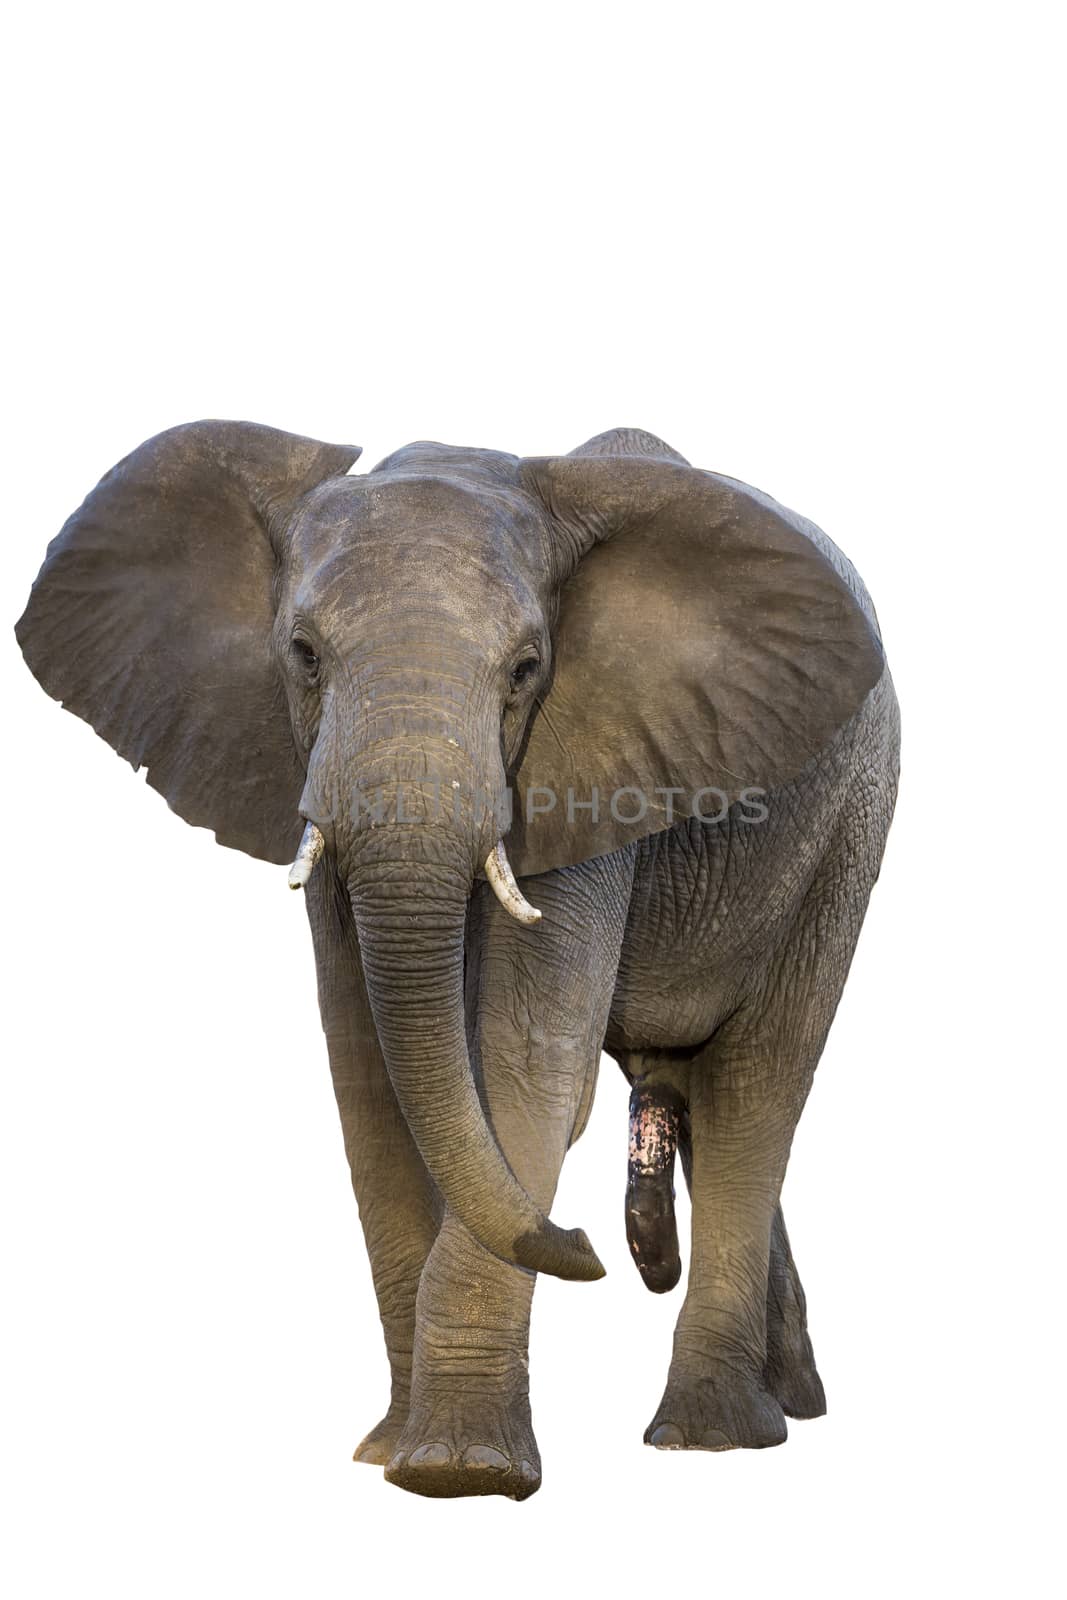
[509,445,884,876]
[16,420,360,863]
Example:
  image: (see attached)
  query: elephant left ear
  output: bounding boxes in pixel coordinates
[508,453,885,877]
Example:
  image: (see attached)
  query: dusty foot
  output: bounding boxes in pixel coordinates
[384,1391,541,1500]
[764,1210,826,1420]
[646,1359,788,1451]
[353,1401,409,1467]
[764,1329,827,1419]
[764,1267,827,1420]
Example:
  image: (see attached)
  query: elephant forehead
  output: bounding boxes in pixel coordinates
[284,475,549,619]
[295,471,541,551]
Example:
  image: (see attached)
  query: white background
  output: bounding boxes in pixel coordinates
[3,3,1062,1595]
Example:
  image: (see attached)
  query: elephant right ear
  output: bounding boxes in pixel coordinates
[16,421,360,863]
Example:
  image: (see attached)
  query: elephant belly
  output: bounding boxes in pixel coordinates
[604,810,819,1053]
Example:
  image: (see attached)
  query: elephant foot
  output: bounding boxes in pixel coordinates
[353,1401,409,1466]
[764,1335,826,1420]
[645,1359,788,1451]
[384,1392,541,1500]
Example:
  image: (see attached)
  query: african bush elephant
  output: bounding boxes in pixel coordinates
[16,421,899,1500]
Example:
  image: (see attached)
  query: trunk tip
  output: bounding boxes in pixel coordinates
[513,1222,606,1282]
[571,1229,607,1281]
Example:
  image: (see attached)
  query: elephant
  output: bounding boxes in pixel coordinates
[16,420,899,1500]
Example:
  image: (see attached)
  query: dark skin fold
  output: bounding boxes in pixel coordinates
[16,421,898,1498]
[625,1078,687,1294]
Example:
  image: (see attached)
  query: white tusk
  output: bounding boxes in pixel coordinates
[288,821,325,890]
[484,840,542,926]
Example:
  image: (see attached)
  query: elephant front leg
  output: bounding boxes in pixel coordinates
[305,869,441,1465]
[385,852,635,1499]
[331,1041,442,1466]
[384,1036,592,1500]
[385,1210,545,1499]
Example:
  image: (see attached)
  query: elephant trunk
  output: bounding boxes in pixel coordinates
[346,840,602,1281]
[313,699,601,1284]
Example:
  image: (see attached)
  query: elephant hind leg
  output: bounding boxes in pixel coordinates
[764,1205,826,1420]
[616,1049,825,1408]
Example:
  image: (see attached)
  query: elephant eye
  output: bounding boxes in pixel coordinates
[291,638,320,677]
[508,655,540,694]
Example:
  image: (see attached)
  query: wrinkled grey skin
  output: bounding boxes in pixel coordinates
[16,422,899,1500]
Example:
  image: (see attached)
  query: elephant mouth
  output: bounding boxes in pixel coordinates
[289,818,541,925]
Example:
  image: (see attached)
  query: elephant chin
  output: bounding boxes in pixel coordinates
[345,860,604,1284]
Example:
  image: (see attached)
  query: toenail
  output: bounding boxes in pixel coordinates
[408,1442,451,1467]
[649,1423,686,1449]
[700,1430,734,1450]
[518,1458,539,1482]
[387,1451,406,1472]
[462,1445,509,1470]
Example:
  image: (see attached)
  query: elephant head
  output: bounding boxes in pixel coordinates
[16,421,883,1282]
